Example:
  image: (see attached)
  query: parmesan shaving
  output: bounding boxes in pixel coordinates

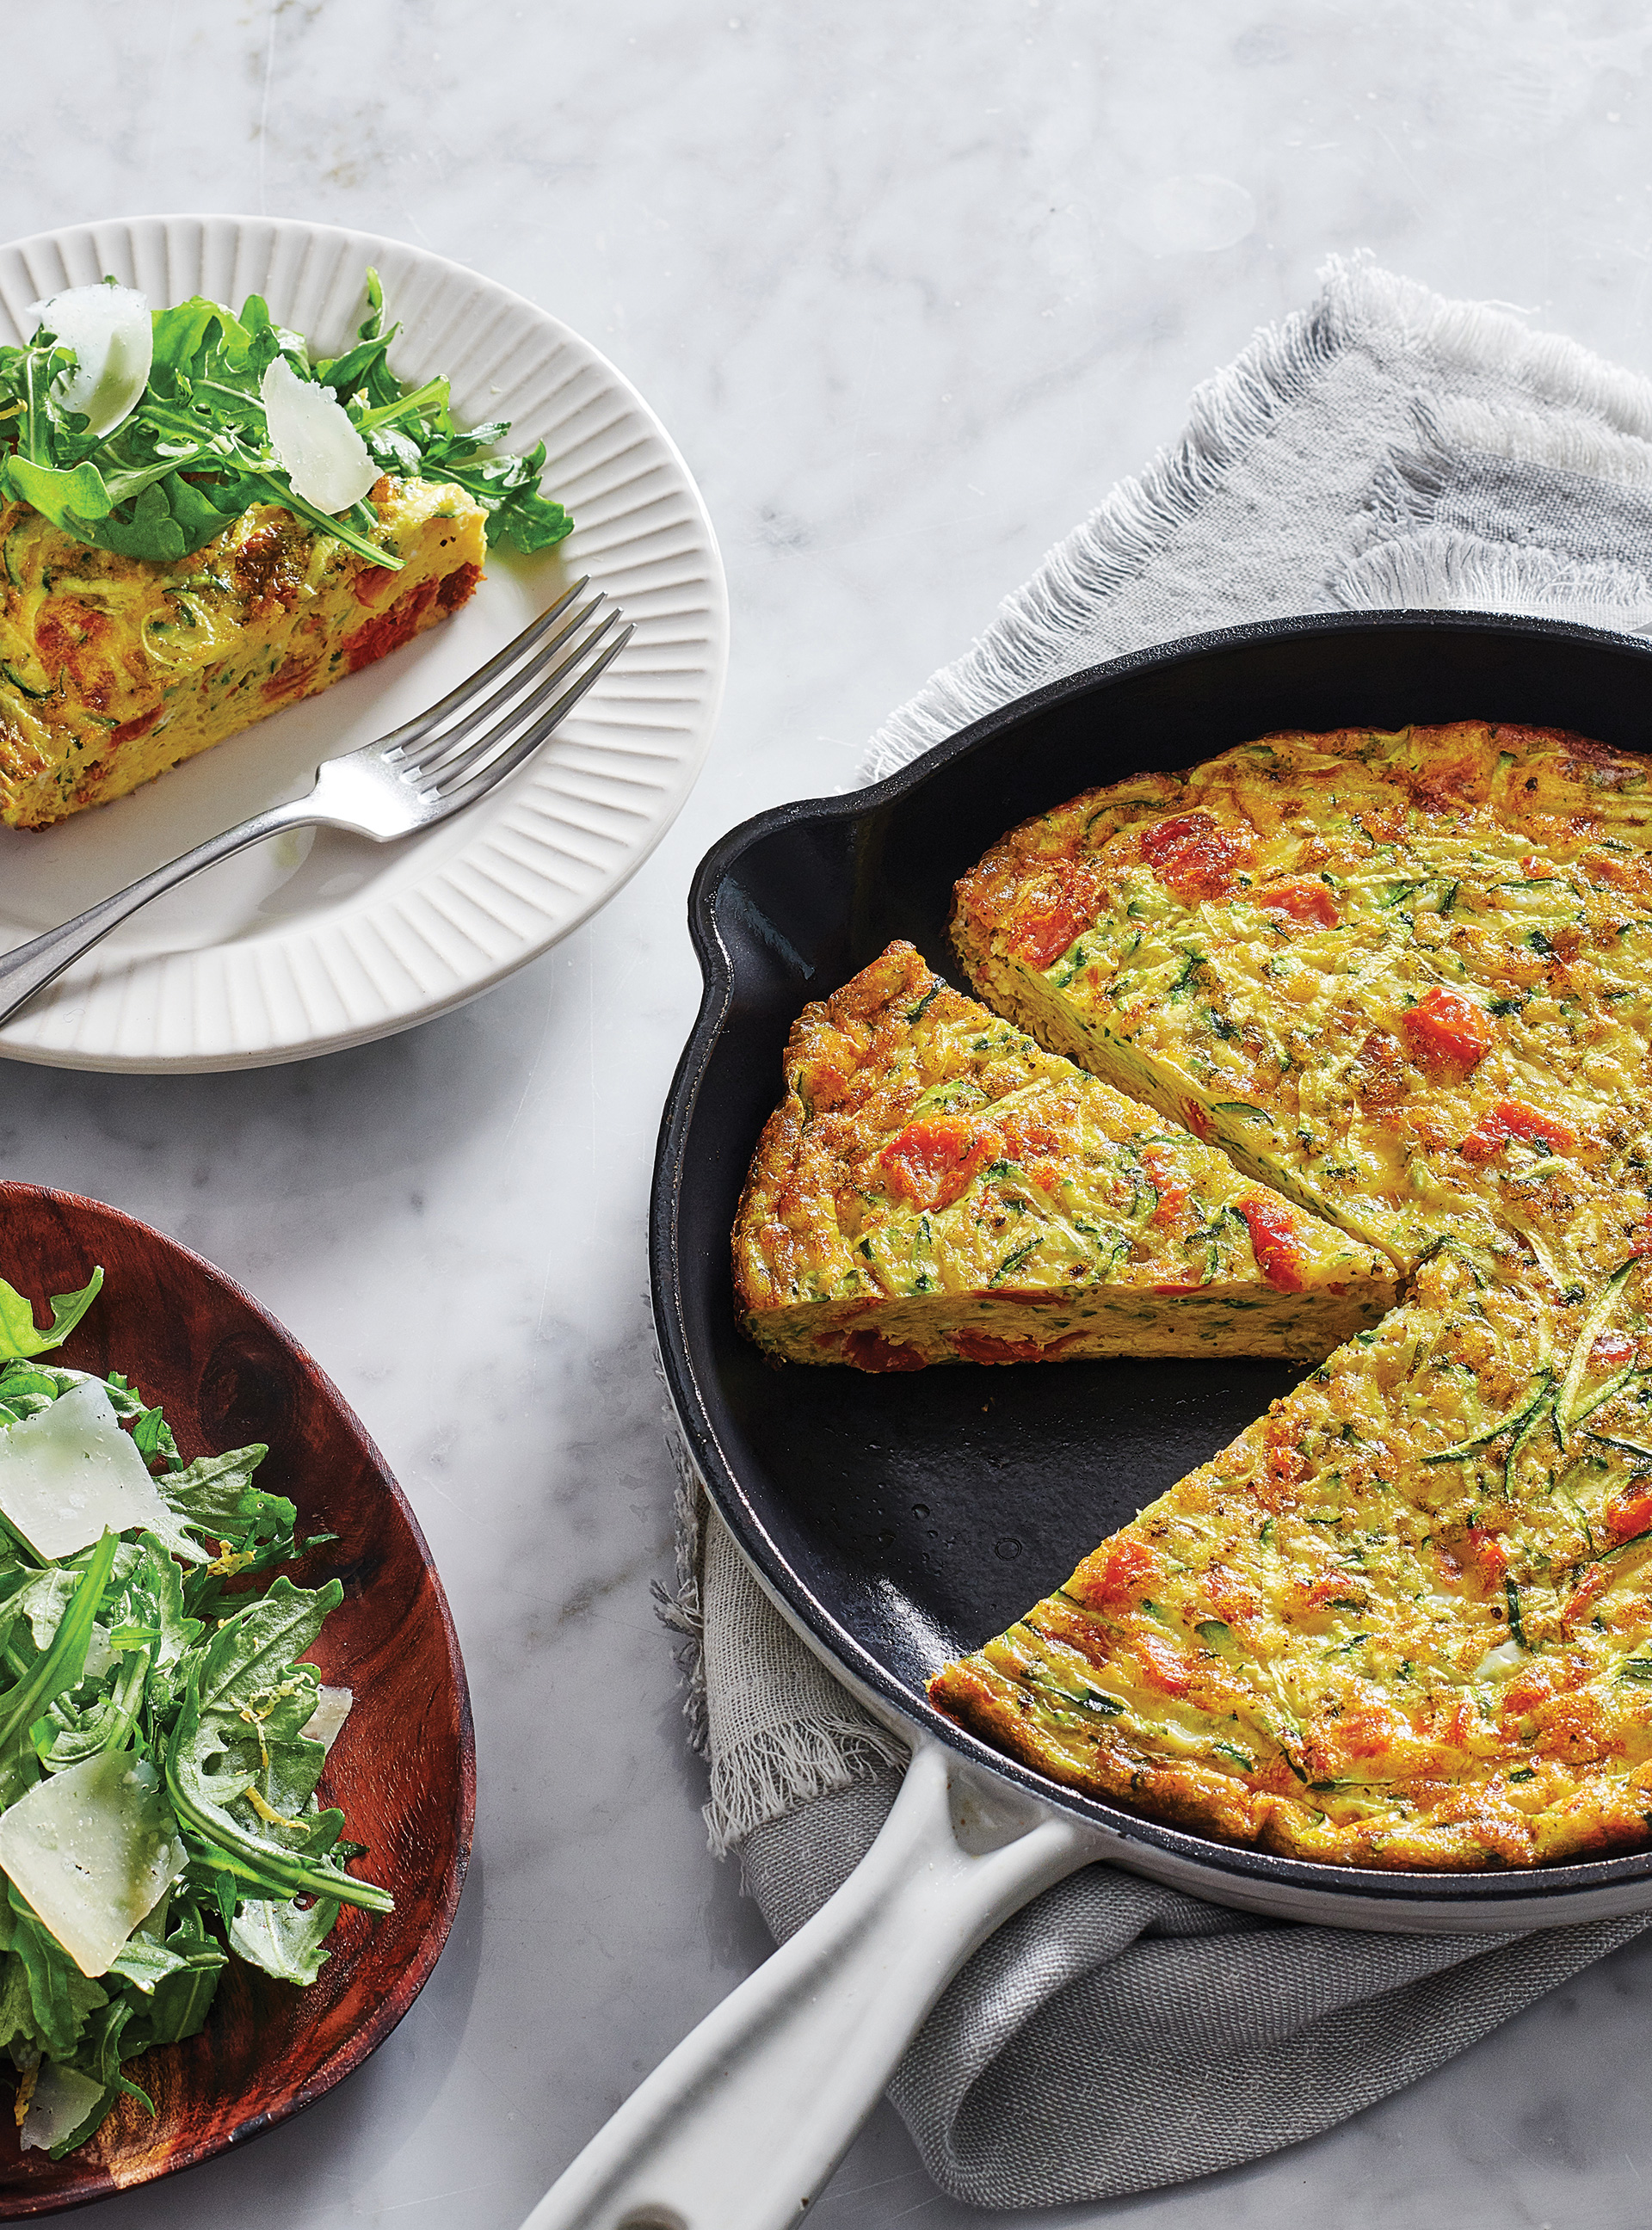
[0,1753,184,1978]
[259,354,377,514]
[19,2061,105,2153]
[27,283,152,439]
[300,1685,354,1754]
[0,1380,177,1560]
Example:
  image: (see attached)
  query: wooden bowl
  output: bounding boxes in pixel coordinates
[0,1185,475,2215]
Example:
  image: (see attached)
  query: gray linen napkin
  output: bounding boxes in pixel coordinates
[661,254,1652,2208]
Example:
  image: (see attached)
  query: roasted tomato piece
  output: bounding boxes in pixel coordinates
[342,574,441,673]
[950,1329,1045,1364]
[110,703,164,746]
[351,563,398,607]
[1333,1700,1410,1760]
[1139,1143,1189,1227]
[1563,1562,1612,1622]
[1464,1525,1510,1585]
[879,1116,993,1211]
[841,1328,928,1373]
[1137,811,1252,905]
[1071,1536,1162,1611]
[1460,1098,1575,1162]
[1236,1196,1308,1293]
[1499,1666,1555,1718]
[1402,986,1492,1075]
[1458,1110,1507,1163]
[1302,1571,1364,1610]
[1131,1631,1194,1696]
[1010,856,1106,969]
[1605,1486,1652,1545]
[1254,876,1339,927]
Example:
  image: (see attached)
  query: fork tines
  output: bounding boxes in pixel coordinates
[385,580,633,805]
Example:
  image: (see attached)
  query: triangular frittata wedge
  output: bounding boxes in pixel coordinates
[931,1226,1652,1870]
[734,942,1395,1371]
[950,722,1652,1272]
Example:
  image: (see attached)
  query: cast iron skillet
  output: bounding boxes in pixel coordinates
[652,610,1652,1929]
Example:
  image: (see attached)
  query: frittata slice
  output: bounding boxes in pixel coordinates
[931,1227,1652,1869]
[735,941,1396,1371]
[950,722,1652,1271]
[0,473,487,827]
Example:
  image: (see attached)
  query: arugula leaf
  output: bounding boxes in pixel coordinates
[229,1893,340,1986]
[124,1538,203,1676]
[108,1890,225,2027]
[3,1364,85,1401]
[5,1888,108,2062]
[119,1927,224,2050]
[4,455,114,526]
[0,1533,117,1762]
[69,1993,136,2088]
[0,270,574,565]
[99,1373,182,1472]
[159,1445,305,1608]
[30,1902,219,2153]
[130,1407,175,1469]
[158,1445,276,1538]
[418,429,573,552]
[149,295,241,377]
[89,475,236,561]
[0,1271,104,1363]
[0,1947,35,2059]
[0,1278,377,2158]
[10,1568,78,1650]
[35,1642,149,1771]
[164,1578,391,1916]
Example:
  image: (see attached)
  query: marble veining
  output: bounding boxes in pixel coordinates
[6,2,1652,2222]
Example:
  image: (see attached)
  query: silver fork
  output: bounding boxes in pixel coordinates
[0,578,632,1029]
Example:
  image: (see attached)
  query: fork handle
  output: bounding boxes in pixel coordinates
[0,799,307,1029]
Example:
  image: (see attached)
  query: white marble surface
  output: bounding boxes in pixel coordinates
[9,2,1652,2223]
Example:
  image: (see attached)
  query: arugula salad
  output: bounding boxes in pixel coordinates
[0,1268,388,2160]
[0,267,573,570]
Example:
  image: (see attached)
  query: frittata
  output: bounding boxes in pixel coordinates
[922,718,1652,1867]
[949,723,1652,1271]
[735,941,1396,1371]
[0,473,486,828]
[931,1215,1652,1868]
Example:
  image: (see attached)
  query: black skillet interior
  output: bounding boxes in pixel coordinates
[653,612,1652,1909]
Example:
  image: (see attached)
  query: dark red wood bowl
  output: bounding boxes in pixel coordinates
[0,1184,475,2215]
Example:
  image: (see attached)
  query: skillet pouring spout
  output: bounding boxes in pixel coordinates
[518,1737,1100,2230]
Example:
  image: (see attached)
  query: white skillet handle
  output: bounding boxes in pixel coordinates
[520,1734,1101,2230]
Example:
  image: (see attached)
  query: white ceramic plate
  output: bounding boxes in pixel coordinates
[0,215,728,1071]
